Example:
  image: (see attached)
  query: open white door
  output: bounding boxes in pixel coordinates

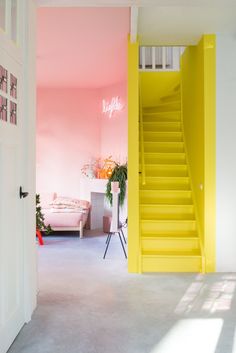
[0,47,25,353]
[0,1,37,352]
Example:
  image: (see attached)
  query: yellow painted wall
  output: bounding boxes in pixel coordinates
[181,44,205,240]
[181,35,216,272]
[140,72,180,107]
[127,38,140,273]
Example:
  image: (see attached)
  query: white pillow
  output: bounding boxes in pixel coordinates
[50,197,90,210]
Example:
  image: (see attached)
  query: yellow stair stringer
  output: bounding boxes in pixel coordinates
[180,80,206,274]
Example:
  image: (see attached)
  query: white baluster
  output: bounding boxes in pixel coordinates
[162,46,166,70]
[152,46,155,70]
[142,46,145,70]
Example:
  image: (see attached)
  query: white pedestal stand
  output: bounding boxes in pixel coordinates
[103,183,127,259]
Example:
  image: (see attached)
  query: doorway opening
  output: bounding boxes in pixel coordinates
[36,8,129,257]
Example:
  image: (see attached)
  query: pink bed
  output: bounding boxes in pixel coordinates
[40,193,90,238]
[43,209,89,237]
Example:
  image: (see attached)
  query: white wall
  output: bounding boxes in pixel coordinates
[216,34,236,271]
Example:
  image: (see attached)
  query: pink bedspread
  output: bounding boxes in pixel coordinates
[43,208,88,228]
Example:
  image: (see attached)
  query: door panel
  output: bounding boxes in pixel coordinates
[0,45,25,353]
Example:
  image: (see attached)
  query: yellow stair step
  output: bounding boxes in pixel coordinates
[140,190,193,204]
[144,142,184,153]
[143,131,183,142]
[143,111,181,122]
[143,122,182,132]
[141,230,198,237]
[141,250,202,272]
[141,220,197,234]
[142,249,201,256]
[140,204,195,220]
[142,153,186,164]
[143,101,181,113]
[140,176,190,190]
[141,235,199,252]
[145,164,188,177]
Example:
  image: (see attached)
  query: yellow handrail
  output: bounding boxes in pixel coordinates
[139,84,146,186]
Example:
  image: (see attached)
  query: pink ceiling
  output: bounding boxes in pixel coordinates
[37,8,129,88]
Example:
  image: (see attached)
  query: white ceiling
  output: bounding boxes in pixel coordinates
[138,5,236,45]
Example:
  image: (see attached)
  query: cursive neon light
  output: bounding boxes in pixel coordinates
[102,96,123,118]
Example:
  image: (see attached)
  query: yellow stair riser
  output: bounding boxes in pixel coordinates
[140,204,195,220]
[143,102,181,113]
[143,132,183,142]
[141,220,197,234]
[144,142,184,153]
[141,237,199,252]
[143,122,181,132]
[140,198,193,205]
[140,190,192,204]
[140,177,190,190]
[141,255,202,272]
[145,165,188,177]
[141,153,186,165]
[143,111,181,122]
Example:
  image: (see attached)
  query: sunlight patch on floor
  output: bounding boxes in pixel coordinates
[149,319,223,353]
[175,276,205,314]
[175,274,236,315]
[202,280,236,313]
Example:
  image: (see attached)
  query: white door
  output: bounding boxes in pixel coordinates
[0,42,25,353]
[0,1,37,352]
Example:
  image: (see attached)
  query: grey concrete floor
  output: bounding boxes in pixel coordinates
[8,230,236,353]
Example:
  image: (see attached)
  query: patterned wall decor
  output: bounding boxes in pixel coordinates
[0,95,7,122]
[10,73,17,98]
[0,65,18,125]
[10,101,17,125]
[0,65,8,93]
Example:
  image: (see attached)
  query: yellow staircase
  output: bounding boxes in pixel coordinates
[139,86,203,272]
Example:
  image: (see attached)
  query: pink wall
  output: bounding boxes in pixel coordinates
[99,82,127,164]
[36,87,101,197]
[36,83,127,197]
[37,8,129,88]
[36,7,128,197]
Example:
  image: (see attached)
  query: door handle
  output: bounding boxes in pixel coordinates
[19,186,29,199]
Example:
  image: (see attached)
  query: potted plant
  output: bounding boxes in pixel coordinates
[36,194,52,235]
[105,163,127,206]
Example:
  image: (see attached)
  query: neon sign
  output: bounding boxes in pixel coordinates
[102,96,123,118]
